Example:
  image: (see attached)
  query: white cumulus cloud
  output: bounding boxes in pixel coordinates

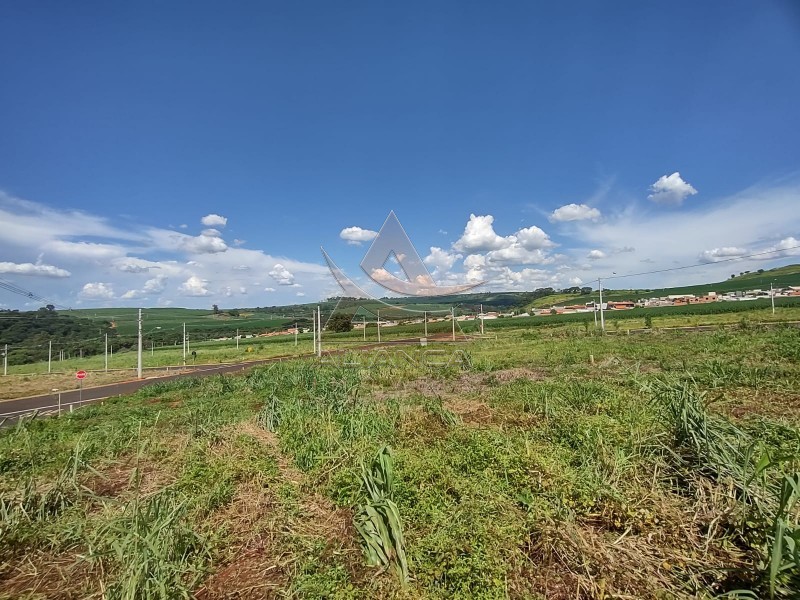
[515,225,554,249]
[699,247,748,263]
[453,214,510,252]
[80,282,114,299]
[648,172,698,206]
[269,263,295,285]
[179,275,211,297]
[180,233,228,254]
[587,249,607,260]
[340,226,378,245]
[550,203,602,222]
[756,237,800,261]
[0,262,71,278]
[424,247,462,276]
[201,214,228,227]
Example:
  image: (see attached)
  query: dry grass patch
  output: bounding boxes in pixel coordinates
[196,420,365,599]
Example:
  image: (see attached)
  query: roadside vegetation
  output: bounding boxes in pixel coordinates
[1,319,799,598]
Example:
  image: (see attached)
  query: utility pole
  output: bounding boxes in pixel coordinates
[137,308,143,379]
[312,310,317,354]
[48,340,52,373]
[363,316,366,341]
[480,304,485,335]
[598,279,605,332]
[451,307,456,341]
[593,300,598,328]
[104,334,108,372]
[377,310,381,343]
[183,322,187,366]
[151,340,154,357]
[295,322,298,346]
[3,344,7,376]
[424,311,427,337]
[771,281,776,315]
[317,307,322,357]
[236,328,239,350]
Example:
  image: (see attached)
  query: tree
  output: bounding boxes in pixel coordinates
[580,287,593,295]
[212,304,220,314]
[327,313,354,333]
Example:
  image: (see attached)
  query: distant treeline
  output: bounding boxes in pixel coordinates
[246,287,570,317]
[0,308,118,365]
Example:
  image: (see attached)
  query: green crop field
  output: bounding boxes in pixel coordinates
[62,307,295,339]
[2,316,799,598]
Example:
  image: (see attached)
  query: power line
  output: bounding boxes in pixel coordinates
[601,244,800,282]
[0,278,71,309]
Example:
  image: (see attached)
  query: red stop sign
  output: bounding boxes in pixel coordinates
[76,370,87,380]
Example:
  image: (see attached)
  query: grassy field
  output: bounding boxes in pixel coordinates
[1,318,799,598]
[4,300,800,400]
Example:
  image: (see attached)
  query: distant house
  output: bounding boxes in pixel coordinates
[607,301,635,310]
[563,304,589,312]
[688,295,717,304]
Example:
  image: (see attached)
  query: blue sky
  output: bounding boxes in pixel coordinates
[1,1,799,308]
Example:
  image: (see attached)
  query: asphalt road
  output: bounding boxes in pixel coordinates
[0,335,459,424]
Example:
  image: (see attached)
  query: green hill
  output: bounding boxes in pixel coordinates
[526,264,800,310]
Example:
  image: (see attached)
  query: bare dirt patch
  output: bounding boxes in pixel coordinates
[444,398,494,425]
[516,478,750,600]
[196,420,365,599]
[0,550,96,600]
[79,447,178,499]
[371,367,548,404]
[717,388,800,423]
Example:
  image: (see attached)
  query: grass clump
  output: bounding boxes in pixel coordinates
[648,376,800,598]
[353,446,409,583]
[86,490,210,600]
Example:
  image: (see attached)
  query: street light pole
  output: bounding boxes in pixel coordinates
[317,307,322,357]
[312,310,316,355]
[598,279,605,332]
[137,308,143,379]
[771,281,775,315]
